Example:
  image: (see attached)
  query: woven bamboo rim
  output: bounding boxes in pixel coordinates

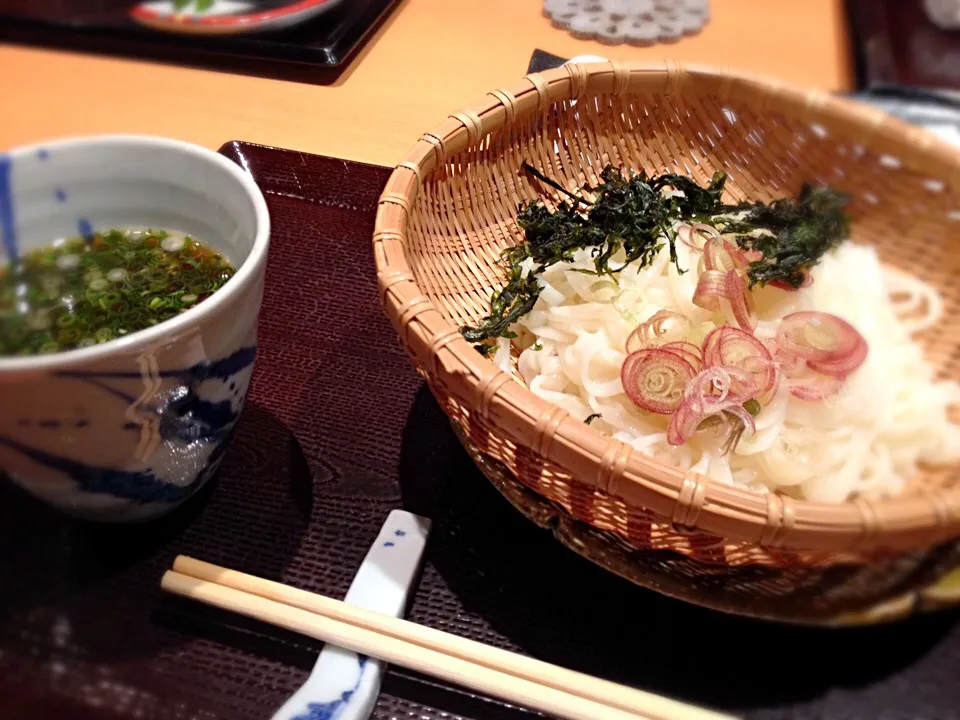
[373,61,960,557]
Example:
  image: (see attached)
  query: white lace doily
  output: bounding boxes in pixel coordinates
[544,0,710,45]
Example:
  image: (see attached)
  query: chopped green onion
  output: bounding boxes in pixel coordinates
[0,228,235,356]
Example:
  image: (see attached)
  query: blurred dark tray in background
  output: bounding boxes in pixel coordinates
[0,0,401,84]
[845,0,960,146]
[847,0,960,96]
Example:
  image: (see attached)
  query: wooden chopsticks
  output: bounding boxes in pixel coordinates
[162,556,737,720]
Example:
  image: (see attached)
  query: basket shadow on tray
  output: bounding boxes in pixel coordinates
[398,385,960,713]
[0,401,313,666]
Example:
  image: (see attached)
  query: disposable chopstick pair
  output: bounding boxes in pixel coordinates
[162,556,737,720]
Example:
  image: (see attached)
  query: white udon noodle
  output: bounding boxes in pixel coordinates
[502,238,960,503]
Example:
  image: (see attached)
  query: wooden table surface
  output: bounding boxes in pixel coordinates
[0,0,852,167]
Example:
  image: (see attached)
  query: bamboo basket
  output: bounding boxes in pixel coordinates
[373,62,960,622]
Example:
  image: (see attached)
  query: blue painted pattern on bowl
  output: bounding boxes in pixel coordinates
[0,136,270,521]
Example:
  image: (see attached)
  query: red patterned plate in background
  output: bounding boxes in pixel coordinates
[131,0,344,35]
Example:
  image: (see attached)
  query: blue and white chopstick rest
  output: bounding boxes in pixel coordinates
[272,510,431,720]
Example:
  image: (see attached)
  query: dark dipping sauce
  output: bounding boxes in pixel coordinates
[0,229,235,356]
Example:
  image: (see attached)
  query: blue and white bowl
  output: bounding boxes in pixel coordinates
[0,136,270,521]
